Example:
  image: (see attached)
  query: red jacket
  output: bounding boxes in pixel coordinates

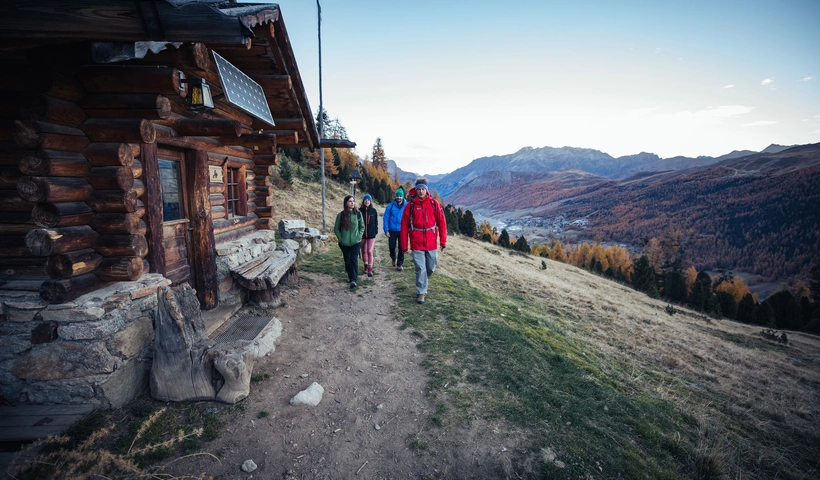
[400,188,447,251]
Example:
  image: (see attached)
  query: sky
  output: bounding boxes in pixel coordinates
[254,0,820,175]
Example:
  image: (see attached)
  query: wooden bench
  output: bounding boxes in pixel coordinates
[230,251,297,306]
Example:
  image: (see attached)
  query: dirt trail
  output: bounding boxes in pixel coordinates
[166,236,447,479]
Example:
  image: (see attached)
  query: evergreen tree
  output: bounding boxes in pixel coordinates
[663,270,687,303]
[736,293,756,324]
[632,256,659,298]
[443,205,460,235]
[689,281,707,311]
[371,138,387,170]
[279,156,294,185]
[460,210,477,238]
[810,264,820,304]
[480,232,492,243]
[767,290,802,330]
[755,301,776,327]
[715,290,738,319]
[514,235,530,253]
[498,229,511,248]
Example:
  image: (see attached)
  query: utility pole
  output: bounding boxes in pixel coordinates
[317,0,326,233]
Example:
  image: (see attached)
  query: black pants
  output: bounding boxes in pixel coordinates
[388,230,405,267]
[339,242,360,282]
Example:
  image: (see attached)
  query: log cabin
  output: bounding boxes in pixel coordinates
[0,0,352,406]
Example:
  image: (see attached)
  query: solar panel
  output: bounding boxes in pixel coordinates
[212,50,276,127]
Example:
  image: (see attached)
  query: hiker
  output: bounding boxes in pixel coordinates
[334,195,365,288]
[360,193,379,277]
[383,187,407,271]
[400,178,447,304]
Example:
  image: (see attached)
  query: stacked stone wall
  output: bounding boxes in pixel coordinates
[0,274,169,406]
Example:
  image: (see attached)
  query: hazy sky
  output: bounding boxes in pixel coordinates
[262,0,820,175]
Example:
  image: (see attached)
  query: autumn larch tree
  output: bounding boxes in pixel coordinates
[371,138,387,171]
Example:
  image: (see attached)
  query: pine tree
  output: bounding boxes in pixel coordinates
[460,210,477,238]
[663,270,687,303]
[279,157,294,185]
[514,235,530,253]
[632,255,659,298]
[498,229,511,248]
[715,291,738,319]
[736,293,756,324]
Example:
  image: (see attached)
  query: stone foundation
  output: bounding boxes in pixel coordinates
[0,274,170,406]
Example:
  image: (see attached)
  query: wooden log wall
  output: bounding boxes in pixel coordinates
[0,44,300,304]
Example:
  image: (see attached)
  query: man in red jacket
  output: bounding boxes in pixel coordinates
[400,178,447,304]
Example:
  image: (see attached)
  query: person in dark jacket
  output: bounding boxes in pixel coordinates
[334,195,365,288]
[382,187,407,271]
[400,178,447,304]
[359,193,379,277]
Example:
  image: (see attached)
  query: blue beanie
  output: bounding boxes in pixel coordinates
[414,178,428,189]
[363,193,372,202]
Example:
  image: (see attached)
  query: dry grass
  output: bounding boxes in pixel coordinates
[435,235,820,477]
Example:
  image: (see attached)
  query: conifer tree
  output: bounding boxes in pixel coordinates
[549,240,567,263]
[514,235,530,253]
[715,291,738,319]
[736,293,756,324]
[498,229,511,248]
[663,270,687,303]
[460,210,477,238]
[371,138,387,170]
[632,255,659,298]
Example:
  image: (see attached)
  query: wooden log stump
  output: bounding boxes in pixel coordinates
[150,285,216,402]
[40,273,103,304]
[25,225,99,256]
[87,190,139,213]
[12,120,90,152]
[87,166,135,190]
[45,248,103,279]
[81,118,156,144]
[19,150,90,177]
[82,142,134,167]
[95,256,144,281]
[91,212,144,234]
[80,94,172,120]
[95,234,148,257]
[17,176,93,203]
[32,202,93,228]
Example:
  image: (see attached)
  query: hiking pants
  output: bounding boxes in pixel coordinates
[339,242,361,282]
[411,249,438,295]
[388,230,405,267]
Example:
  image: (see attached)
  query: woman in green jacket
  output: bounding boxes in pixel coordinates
[334,195,365,288]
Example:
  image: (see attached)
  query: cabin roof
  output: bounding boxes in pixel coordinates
[0,0,321,149]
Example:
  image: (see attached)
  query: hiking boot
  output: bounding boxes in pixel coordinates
[367,270,373,277]
[392,259,397,267]
[397,266,403,272]
[350,281,357,288]
[416,294,425,304]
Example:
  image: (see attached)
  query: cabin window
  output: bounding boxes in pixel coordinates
[225,166,246,217]
[158,159,184,221]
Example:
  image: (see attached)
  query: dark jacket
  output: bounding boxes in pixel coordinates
[360,205,378,239]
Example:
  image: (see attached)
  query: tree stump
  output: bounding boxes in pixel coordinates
[150,284,215,402]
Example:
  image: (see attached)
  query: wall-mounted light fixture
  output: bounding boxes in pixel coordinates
[178,72,214,110]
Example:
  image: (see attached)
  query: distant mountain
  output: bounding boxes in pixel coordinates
[386,159,445,186]
[450,143,820,284]
[433,144,800,198]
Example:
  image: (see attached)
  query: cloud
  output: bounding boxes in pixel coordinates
[723,84,735,89]
[760,78,774,86]
[742,120,777,127]
[800,76,813,82]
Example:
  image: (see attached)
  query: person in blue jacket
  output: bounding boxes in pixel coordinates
[382,187,407,271]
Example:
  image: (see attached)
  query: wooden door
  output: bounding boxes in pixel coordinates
[157,149,192,286]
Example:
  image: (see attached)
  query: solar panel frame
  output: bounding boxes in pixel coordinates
[212,50,276,127]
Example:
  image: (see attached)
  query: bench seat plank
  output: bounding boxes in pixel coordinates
[231,251,296,291]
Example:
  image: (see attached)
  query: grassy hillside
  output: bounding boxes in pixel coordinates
[287,167,820,478]
[371,235,820,478]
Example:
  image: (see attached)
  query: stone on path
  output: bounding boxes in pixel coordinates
[289,382,324,406]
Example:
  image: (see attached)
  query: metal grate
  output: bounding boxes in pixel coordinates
[212,315,273,344]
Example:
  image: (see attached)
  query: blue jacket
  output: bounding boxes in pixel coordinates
[383,198,407,233]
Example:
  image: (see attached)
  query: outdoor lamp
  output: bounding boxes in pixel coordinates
[178,73,214,110]
[350,169,362,196]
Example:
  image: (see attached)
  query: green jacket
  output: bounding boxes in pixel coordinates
[334,209,365,246]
